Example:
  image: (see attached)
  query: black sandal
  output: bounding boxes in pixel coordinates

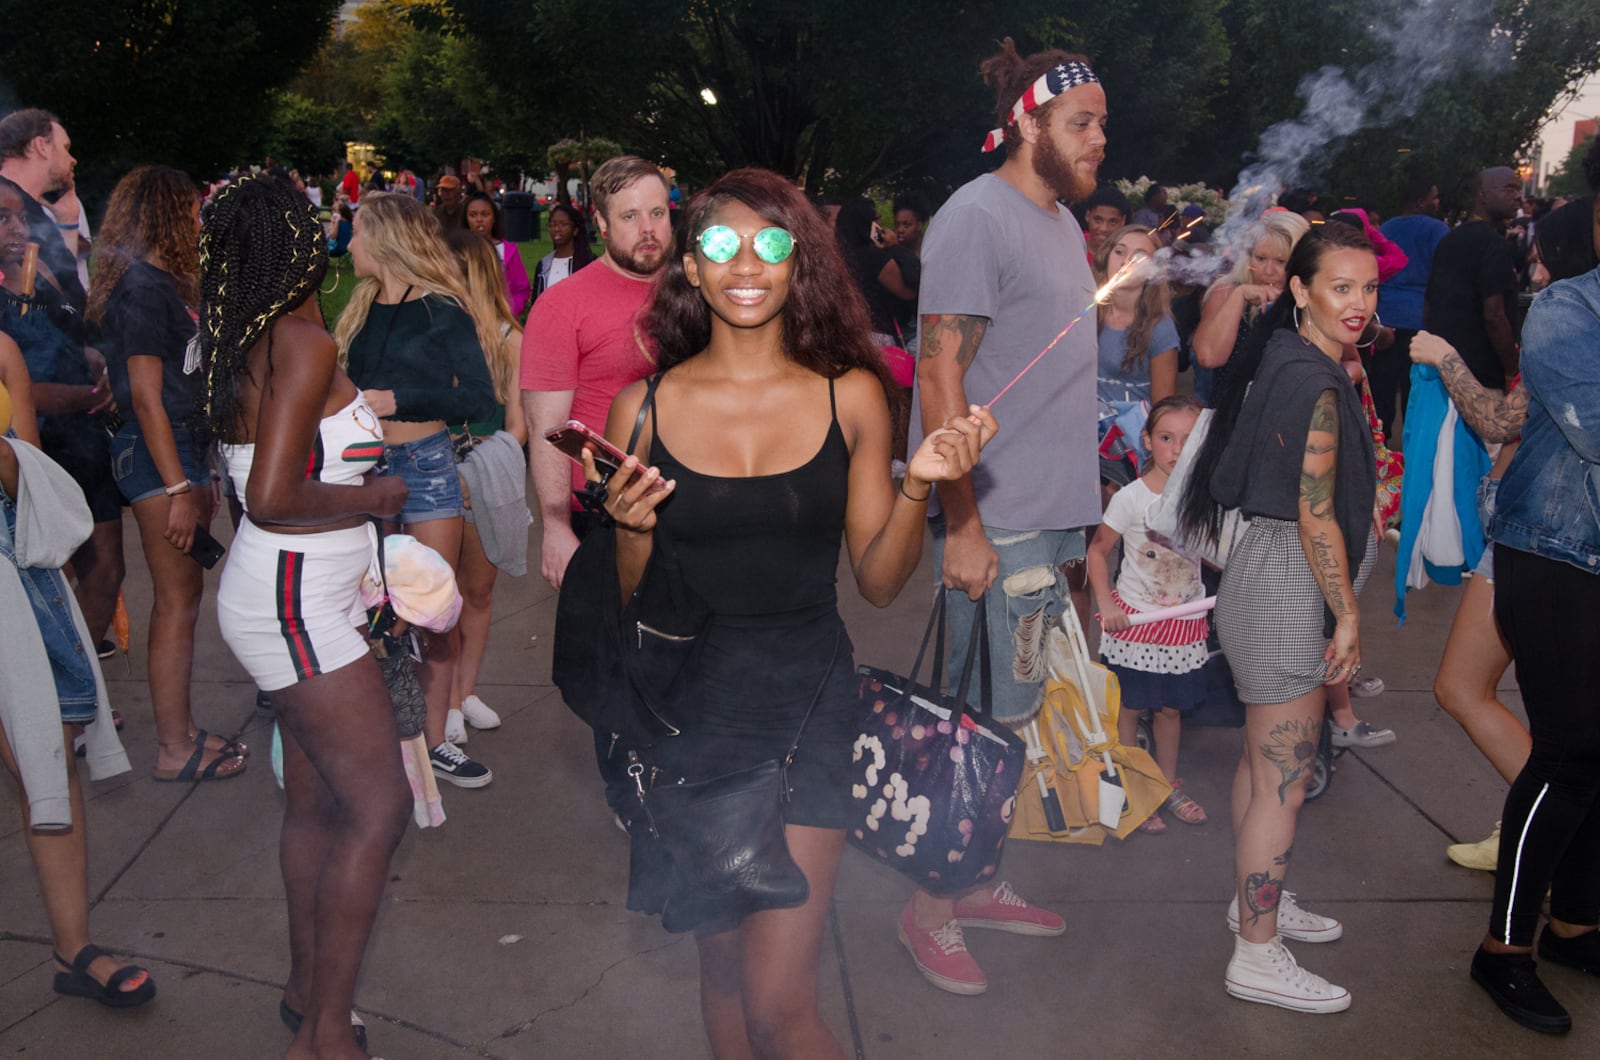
[280,998,369,1051]
[151,729,247,782]
[52,944,156,1008]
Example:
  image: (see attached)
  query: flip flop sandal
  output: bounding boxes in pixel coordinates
[53,944,156,1008]
[152,729,247,782]
[280,998,369,1051]
[1165,780,1208,825]
[1137,810,1167,833]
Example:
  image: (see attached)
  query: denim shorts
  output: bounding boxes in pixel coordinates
[384,428,463,523]
[110,423,212,505]
[1474,476,1499,582]
[930,518,1088,724]
[1,480,98,722]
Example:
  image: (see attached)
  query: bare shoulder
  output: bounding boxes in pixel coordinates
[833,366,890,411]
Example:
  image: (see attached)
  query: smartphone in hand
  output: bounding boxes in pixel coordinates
[189,525,226,569]
[543,420,627,480]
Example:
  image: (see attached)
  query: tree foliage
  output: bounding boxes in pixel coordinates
[0,0,340,201]
[1546,134,1597,199]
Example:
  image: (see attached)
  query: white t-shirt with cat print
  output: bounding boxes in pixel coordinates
[1103,477,1204,613]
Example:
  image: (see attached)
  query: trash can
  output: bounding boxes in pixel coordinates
[503,191,536,242]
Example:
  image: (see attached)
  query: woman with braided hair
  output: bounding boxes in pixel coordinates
[90,164,247,783]
[203,174,409,1060]
[333,192,496,785]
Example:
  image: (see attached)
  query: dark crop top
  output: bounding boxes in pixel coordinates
[650,379,849,620]
[343,293,495,424]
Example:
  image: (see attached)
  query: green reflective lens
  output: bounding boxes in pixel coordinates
[697,225,796,265]
[752,227,794,264]
[698,225,741,263]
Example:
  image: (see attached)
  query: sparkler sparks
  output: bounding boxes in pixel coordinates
[986,252,1150,407]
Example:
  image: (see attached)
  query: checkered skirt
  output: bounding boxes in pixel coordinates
[1216,518,1378,705]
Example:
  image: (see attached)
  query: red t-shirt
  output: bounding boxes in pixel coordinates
[342,170,361,203]
[521,259,657,501]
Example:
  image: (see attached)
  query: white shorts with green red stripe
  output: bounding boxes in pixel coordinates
[217,518,375,692]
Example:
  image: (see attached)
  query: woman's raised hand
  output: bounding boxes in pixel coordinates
[905,404,998,491]
[583,449,675,535]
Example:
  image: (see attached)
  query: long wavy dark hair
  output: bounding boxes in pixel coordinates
[643,167,891,394]
[1175,221,1373,548]
[199,174,328,444]
[86,164,200,325]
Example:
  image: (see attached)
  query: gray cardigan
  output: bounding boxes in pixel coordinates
[0,437,130,830]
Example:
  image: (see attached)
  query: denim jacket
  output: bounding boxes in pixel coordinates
[1491,268,1600,574]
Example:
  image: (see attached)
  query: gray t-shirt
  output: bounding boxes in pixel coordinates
[911,173,1099,531]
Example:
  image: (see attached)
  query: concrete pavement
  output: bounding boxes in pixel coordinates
[3,512,1597,1058]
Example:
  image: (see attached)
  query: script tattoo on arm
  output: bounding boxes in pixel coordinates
[1260,718,1322,804]
[1436,348,1529,444]
[919,314,989,369]
[1243,845,1296,926]
[1299,389,1355,623]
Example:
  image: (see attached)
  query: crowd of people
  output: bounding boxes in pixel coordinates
[2,29,1600,1057]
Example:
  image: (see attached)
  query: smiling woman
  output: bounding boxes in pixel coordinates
[572,168,997,1058]
[1177,222,1380,1015]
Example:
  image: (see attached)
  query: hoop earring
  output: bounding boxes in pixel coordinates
[1356,310,1383,349]
[1293,304,1303,331]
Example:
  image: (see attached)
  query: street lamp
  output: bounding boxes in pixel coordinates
[700,88,718,106]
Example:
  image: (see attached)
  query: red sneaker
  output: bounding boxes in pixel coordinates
[954,881,1066,936]
[898,901,987,995]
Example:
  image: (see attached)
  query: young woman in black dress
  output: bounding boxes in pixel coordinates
[586,168,995,1058]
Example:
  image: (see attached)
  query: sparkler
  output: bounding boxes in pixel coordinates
[986,251,1150,407]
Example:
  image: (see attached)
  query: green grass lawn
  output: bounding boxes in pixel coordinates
[317,235,559,325]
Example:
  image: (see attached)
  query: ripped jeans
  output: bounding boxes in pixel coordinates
[929,518,1086,724]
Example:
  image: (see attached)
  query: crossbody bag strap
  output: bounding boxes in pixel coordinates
[369,284,414,378]
[782,622,844,766]
[627,372,664,456]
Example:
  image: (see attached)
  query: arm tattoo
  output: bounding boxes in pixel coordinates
[1300,390,1339,519]
[1260,718,1321,804]
[920,314,989,368]
[1436,349,1529,444]
[1307,529,1354,620]
[1243,845,1295,925]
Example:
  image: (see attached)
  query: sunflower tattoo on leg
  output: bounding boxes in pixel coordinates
[1260,718,1320,803]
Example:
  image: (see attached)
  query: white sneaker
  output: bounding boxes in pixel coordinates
[1228,892,1343,942]
[444,708,468,745]
[460,694,501,730]
[1225,935,1351,1013]
[1347,672,1386,698]
[1447,822,1501,871]
[1330,720,1396,748]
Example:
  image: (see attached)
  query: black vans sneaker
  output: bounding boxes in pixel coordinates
[1538,924,1600,977]
[429,741,493,789]
[1471,945,1572,1034]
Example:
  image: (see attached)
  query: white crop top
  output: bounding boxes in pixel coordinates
[222,392,384,513]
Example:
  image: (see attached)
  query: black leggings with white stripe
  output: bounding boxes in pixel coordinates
[1489,545,1600,946]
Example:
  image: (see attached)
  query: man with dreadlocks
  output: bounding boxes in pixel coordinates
[899,36,1106,996]
[200,174,410,1059]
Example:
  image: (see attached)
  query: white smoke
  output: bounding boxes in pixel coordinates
[1161,0,1511,285]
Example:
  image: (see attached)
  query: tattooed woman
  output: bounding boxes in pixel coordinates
[1177,223,1378,1014]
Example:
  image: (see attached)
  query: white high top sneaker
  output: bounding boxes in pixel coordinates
[1228,892,1343,942]
[1225,935,1351,1013]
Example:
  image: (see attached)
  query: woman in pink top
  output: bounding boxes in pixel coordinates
[464,192,531,317]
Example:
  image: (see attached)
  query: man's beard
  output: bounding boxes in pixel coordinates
[1033,130,1097,204]
[47,164,73,197]
[610,240,667,276]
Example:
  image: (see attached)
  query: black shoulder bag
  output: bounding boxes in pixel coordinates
[552,373,710,748]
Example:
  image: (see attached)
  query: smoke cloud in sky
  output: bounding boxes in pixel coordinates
[1163,0,1511,284]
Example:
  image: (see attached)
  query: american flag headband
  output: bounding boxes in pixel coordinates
[981,61,1099,153]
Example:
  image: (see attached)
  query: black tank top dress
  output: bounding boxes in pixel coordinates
[645,377,858,829]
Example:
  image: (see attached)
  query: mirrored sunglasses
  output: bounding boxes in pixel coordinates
[697,225,795,264]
